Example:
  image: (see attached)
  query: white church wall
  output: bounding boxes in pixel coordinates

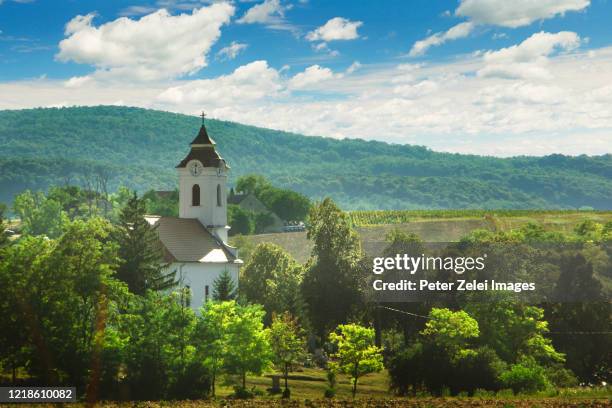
[178,166,228,233]
[167,262,240,311]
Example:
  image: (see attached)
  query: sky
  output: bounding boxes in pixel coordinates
[0,0,611,156]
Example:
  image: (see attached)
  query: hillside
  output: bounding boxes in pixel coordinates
[242,211,612,263]
[0,106,610,209]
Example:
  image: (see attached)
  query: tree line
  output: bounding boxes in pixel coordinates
[0,187,610,400]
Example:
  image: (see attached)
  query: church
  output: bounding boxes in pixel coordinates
[146,116,242,310]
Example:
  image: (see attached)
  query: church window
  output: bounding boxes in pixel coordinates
[192,184,200,206]
[205,285,209,302]
[217,184,222,207]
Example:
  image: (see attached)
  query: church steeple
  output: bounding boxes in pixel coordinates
[177,111,230,243]
[176,112,227,169]
[190,112,216,146]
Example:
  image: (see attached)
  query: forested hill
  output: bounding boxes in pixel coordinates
[0,106,610,209]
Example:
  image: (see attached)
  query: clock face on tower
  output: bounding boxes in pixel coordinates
[188,161,203,176]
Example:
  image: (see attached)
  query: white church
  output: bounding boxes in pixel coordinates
[146,116,242,310]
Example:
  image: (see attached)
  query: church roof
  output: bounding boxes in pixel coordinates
[190,124,216,145]
[176,124,227,168]
[147,216,238,264]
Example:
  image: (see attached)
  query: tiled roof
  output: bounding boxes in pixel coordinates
[149,217,238,263]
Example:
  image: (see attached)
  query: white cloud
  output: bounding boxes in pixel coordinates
[119,6,158,17]
[157,60,282,105]
[306,17,363,42]
[411,0,589,56]
[409,21,475,56]
[456,0,590,28]
[478,31,580,79]
[346,61,361,74]
[56,3,234,81]
[288,64,341,90]
[5,42,612,156]
[236,0,292,29]
[64,75,92,88]
[216,41,248,60]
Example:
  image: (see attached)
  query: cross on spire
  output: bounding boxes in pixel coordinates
[200,111,207,126]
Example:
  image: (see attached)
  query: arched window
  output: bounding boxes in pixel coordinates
[192,184,200,206]
[217,184,222,207]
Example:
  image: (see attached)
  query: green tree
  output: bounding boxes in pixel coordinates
[212,269,236,301]
[235,174,271,196]
[465,300,564,365]
[302,198,364,337]
[228,204,253,235]
[142,189,179,217]
[115,192,176,294]
[421,308,480,360]
[13,190,67,238]
[0,218,126,389]
[0,203,8,248]
[269,312,306,395]
[329,323,384,398]
[241,243,307,325]
[223,303,272,390]
[196,301,235,396]
[546,254,610,382]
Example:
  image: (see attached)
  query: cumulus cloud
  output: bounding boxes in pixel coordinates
[346,61,361,74]
[56,3,234,81]
[236,0,292,29]
[478,31,581,79]
[5,42,612,156]
[409,21,474,56]
[288,64,341,90]
[456,0,590,28]
[410,0,589,55]
[306,17,362,42]
[157,60,282,105]
[216,41,248,60]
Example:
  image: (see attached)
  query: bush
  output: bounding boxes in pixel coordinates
[232,386,255,399]
[500,362,551,394]
[453,347,506,395]
[545,365,578,388]
[324,387,336,398]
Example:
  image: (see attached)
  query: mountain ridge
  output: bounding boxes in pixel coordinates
[0,106,610,209]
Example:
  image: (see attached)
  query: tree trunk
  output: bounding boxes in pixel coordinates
[284,363,289,391]
[242,371,246,390]
[352,362,359,398]
[374,303,382,347]
[211,371,216,397]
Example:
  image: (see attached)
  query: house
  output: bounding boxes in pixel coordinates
[227,192,285,233]
[146,116,242,311]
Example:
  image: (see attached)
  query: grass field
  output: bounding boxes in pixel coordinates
[240,211,612,264]
[2,368,610,407]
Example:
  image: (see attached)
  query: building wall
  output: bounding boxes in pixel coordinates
[167,262,240,312]
[178,165,229,242]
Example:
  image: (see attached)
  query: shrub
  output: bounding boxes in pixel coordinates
[500,362,550,394]
[232,386,255,399]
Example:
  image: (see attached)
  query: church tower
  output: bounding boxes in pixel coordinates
[176,113,230,243]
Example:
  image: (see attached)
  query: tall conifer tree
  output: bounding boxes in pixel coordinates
[116,192,176,294]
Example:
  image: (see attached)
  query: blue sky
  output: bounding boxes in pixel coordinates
[1,0,611,156]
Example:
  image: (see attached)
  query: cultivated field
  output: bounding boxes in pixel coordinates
[242,211,612,263]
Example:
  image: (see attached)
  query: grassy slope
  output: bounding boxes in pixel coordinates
[238,212,612,264]
[1,106,611,209]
